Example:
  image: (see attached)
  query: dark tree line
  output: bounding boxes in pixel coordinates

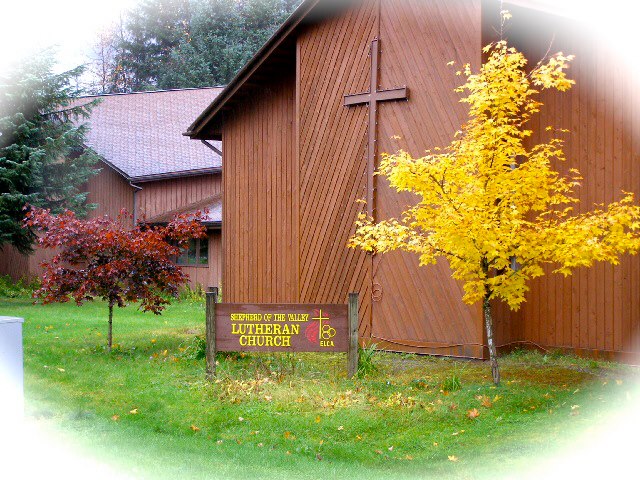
[87,0,301,93]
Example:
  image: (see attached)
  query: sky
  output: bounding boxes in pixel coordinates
[0,0,136,74]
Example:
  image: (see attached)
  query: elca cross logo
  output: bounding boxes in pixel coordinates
[304,309,336,347]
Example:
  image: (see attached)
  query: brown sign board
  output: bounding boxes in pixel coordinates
[204,290,359,379]
[216,303,348,352]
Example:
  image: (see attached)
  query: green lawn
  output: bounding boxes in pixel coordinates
[2,297,638,479]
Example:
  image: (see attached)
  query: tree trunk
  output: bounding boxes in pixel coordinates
[107,303,114,352]
[483,294,500,385]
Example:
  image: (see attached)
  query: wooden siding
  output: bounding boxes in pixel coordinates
[220,0,484,353]
[488,4,640,361]
[137,174,220,220]
[87,163,134,223]
[0,244,52,282]
[372,0,483,357]
[216,0,639,360]
[297,0,377,339]
[222,70,298,303]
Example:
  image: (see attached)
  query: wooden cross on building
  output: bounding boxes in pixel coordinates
[343,37,409,220]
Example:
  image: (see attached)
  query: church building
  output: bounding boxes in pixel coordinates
[186,0,639,361]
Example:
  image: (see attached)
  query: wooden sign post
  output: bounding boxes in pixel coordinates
[205,286,218,380]
[204,292,359,379]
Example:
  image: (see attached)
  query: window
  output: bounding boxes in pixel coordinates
[176,238,208,266]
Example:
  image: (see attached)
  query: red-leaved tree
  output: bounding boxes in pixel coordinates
[24,208,206,351]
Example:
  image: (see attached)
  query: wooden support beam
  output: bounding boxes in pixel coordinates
[205,286,219,380]
[348,292,359,378]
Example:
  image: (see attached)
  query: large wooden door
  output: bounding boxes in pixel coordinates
[367,0,484,357]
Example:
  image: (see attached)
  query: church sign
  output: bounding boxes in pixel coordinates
[205,290,359,378]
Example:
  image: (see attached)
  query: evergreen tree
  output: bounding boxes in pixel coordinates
[95,0,301,92]
[118,0,193,91]
[0,52,100,253]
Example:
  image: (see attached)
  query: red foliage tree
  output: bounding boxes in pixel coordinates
[24,208,206,351]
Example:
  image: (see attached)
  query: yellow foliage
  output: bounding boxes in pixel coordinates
[349,41,640,310]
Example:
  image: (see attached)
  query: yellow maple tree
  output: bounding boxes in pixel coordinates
[349,39,640,385]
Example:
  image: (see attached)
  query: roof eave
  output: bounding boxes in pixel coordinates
[129,167,222,184]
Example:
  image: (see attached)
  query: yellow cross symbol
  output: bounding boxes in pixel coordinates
[312,309,329,340]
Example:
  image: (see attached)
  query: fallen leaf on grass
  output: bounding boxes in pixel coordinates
[129,408,138,415]
[476,395,492,408]
[433,442,439,447]
[405,455,414,460]
[316,453,323,461]
[57,368,65,373]
[190,425,200,432]
[284,431,294,440]
[238,416,244,422]
[216,440,223,444]
[448,455,458,462]
[375,450,383,455]
[337,425,344,431]
[467,408,480,419]
[111,415,119,421]
[388,446,394,451]
[315,415,321,423]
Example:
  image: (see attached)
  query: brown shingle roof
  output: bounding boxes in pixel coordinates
[76,87,224,181]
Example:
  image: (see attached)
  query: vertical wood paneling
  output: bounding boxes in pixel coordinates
[86,164,134,223]
[374,0,484,357]
[212,0,638,361]
[222,69,298,303]
[0,245,35,281]
[487,3,640,361]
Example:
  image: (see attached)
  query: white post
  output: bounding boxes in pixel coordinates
[0,316,25,424]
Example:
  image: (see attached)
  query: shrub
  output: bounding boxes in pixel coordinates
[357,343,378,378]
[0,275,39,298]
[441,373,462,392]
